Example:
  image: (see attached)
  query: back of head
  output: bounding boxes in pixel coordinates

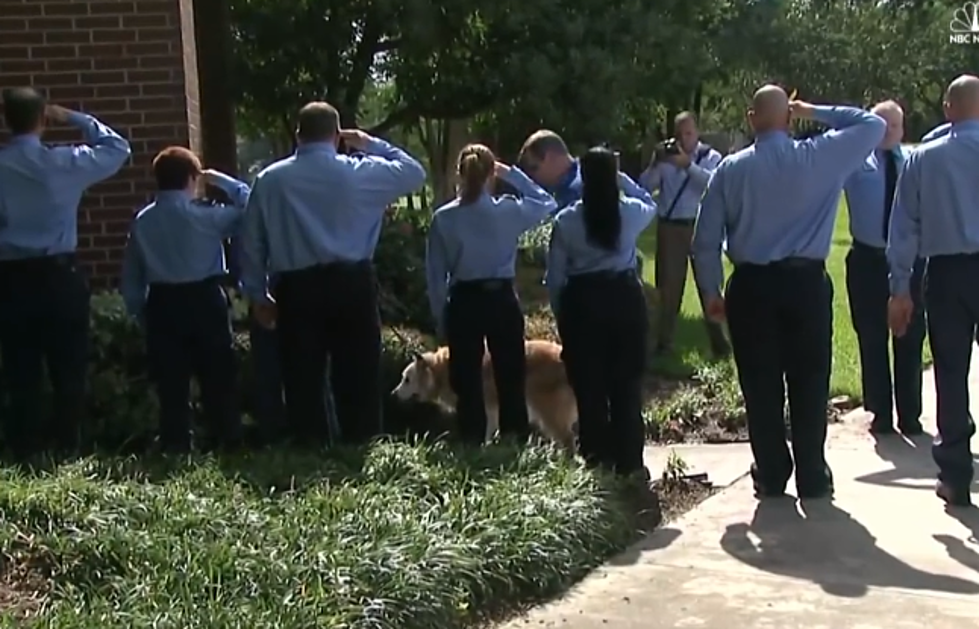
[518,130,570,186]
[2,87,46,136]
[748,84,790,135]
[153,146,202,191]
[296,101,340,144]
[579,146,621,252]
[456,143,495,204]
[943,74,979,123]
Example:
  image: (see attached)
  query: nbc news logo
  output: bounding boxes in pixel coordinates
[950,2,979,43]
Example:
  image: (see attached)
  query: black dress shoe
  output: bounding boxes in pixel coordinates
[868,416,896,434]
[797,483,834,500]
[898,420,924,436]
[935,481,973,507]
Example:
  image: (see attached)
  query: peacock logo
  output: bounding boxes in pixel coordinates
[951,2,979,32]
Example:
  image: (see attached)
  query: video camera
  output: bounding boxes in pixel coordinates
[654,137,682,162]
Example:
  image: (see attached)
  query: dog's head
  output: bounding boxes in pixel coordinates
[391,351,438,402]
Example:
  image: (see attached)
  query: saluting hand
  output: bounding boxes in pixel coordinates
[789,100,815,120]
[339,129,371,151]
[887,295,914,337]
[45,104,71,123]
[669,150,691,169]
[705,296,726,323]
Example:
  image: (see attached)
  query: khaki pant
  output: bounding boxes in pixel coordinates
[654,219,729,354]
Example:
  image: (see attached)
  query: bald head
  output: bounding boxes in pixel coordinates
[748,85,790,134]
[944,74,979,122]
[871,100,904,149]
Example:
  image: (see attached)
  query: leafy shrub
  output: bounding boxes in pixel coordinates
[0,291,450,451]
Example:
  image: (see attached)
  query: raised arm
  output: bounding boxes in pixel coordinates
[686,148,722,191]
[620,195,657,237]
[618,172,655,206]
[425,217,451,331]
[545,221,569,317]
[639,162,663,195]
[497,165,558,231]
[806,105,887,176]
[120,227,147,320]
[886,155,922,297]
[350,134,427,209]
[51,110,131,187]
[239,177,272,303]
[691,162,728,299]
[202,170,251,238]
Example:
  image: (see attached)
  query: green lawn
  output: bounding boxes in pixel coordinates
[639,199,930,400]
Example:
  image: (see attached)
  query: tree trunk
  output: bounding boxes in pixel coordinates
[419,118,471,209]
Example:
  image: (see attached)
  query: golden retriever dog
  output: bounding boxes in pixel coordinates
[391,340,577,450]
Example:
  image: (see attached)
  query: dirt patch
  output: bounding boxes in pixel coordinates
[0,552,51,621]
[615,477,715,535]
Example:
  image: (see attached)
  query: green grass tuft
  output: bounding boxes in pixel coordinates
[0,440,637,627]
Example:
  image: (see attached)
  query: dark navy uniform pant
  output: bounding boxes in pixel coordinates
[249,320,339,444]
[557,269,647,476]
[275,260,381,446]
[0,253,89,457]
[725,258,834,497]
[845,240,926,429]
[444,278,529,445]
[146,277,241,453]
[924,254,978,492]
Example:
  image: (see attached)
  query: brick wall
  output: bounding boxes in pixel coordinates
[0,0,202,285]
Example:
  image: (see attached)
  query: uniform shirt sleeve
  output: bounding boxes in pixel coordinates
[545,220,569,316]
[203,173,251,238]
[120,226,148,319]
[50,111,132,188]
[425,216,450,328]
[807,106,887,179]
[350,137,428,210]
[886,154,922,296]
[240,175,272,302]
[691,160,728,299]
[687,148,722,191]
[498,167,558,231]
[619,172,655,205]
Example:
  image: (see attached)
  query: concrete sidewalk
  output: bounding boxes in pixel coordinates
[501,358,979,628]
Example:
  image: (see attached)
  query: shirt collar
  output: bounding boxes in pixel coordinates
[155,190,194,204]
[754,130,791,145]
[556,159,580,192]
[296,141,338,156]
[950,120,979,136]
[9,133,42,146]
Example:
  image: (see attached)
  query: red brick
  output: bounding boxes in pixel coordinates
[47,85,97,100]
[131,125,179,140]
[139,56,181,69]
[127,69,173,83]
[0,18,29,31]
[95,83,142,98]
[136,27,177,42]
[89,2,137,16]
[48,58,94,72]
[123,14,171,28]
[42,72,83,86]
[79,70,127,84]
[31,45,78,60]
[46,30,94,45]
[0,47,30,61]
[0,74,36,89]
[3,31,45,45]
[91,29,138,43]
[0,60,46,73]
[27,17,75,31]
[75,16,121,29]
[43,3,92,17]
[3,3,43,17]
[93,234,127,249]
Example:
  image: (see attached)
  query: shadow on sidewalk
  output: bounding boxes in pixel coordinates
[854,432,979,489]
[935,505,979,574]
[719,498,979,597]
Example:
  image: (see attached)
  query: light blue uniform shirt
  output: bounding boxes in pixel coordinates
[550,160,582,211]
[545,174,656,313]
[692,105,886,298]
[843,146,908,248]
[120,172,249,317]
[240,138,426,302]
[887,120,979,295]
[425,167,557,322]
[0,111,131,260]
[922,122,951,142]
[639,142,722,221]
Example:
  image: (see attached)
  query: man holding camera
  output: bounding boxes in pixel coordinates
[640,112,728,358]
